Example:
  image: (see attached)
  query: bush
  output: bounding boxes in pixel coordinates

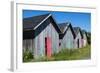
[23,49,33,62]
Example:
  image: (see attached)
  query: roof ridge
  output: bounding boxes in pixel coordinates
[34,14,51,30]
[23,13,51,30]
[58,22,72,33]
[23,13,50,19]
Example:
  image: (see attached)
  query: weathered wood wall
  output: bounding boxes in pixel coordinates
[83,33,87,47]
[23,23,59,59]
[74,32,83,48]
[61,27,74,49]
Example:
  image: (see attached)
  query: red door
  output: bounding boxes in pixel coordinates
[45,37,52,58]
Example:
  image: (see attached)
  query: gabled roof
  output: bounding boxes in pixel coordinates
[81,30,87,38]
[23,14,50,30]
[73,27,80,35]
[82,30,87,35]
[50,16,62,33]
[58,23,68,33]
[23,13,61,39]
[23,13,61,32]
[73,27,83,38]
[59,22,75,39]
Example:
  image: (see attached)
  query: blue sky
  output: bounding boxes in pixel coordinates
[23,10,91,32]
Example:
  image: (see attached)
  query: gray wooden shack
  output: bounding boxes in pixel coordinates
[58,23,75,49]
[73,27,83,48]
[23,14,61,59]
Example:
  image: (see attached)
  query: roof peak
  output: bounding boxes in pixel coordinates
[73,27,81,30]
[23,13,51,29]
[58,22,72,33]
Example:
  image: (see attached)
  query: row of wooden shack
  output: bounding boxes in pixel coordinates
[23,14,88,59]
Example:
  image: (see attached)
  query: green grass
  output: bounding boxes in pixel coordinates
[52,45,91,61]
[23,45,91,62]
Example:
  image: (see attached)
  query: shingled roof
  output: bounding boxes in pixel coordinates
[59,22,75,39]
[82,30,87,34]
[23,13,61,39]
[23,13,50,30]
[73,27,83,38]
[58,23,68,33]
[81,30,87,38]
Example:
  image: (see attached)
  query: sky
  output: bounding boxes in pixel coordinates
[23,10,91,32]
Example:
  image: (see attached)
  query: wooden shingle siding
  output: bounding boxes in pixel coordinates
[23,40,25,52]
[83,39,87,46]
[33,27,44,58]
[23,39,33,52]
[51,23,59,53]
[74,32,83,48]
[34,34,44,58]
[61,27,74,49]
[32,23,59,58]
[83,33,87,47]
[58,23,75,50]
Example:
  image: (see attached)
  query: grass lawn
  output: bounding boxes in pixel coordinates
[52,45,91,61]
[23,45,91,62]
